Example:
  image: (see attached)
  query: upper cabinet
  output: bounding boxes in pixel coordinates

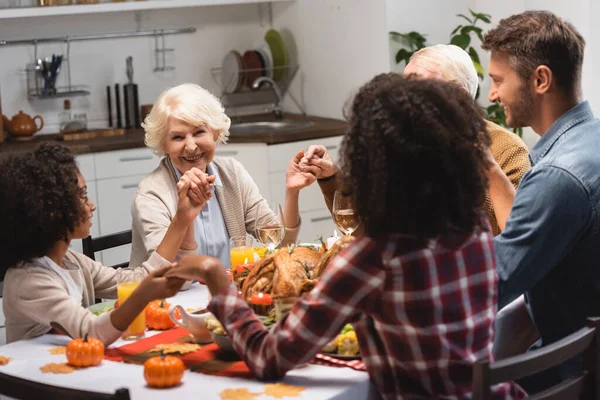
[0,0,291,20]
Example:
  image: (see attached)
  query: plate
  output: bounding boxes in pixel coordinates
[87,299,116,315]
[321,351,361,360]
[242,50,265,89]
[264,29,288,81]
[221,50,244,94]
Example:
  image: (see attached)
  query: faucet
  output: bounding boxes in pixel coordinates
[252,76,284,120]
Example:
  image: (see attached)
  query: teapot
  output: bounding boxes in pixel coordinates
[2,111,44,141]
[168,305,213,344]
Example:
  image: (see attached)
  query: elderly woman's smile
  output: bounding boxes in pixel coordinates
[165,118,217,174]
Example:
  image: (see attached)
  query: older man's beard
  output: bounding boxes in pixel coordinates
[505,86,535,128]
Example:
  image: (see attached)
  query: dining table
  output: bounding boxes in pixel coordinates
[0,283,377,400]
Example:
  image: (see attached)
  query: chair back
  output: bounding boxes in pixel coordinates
[82,230,132,269]
[473,317,600,400]
[0,371,130,400]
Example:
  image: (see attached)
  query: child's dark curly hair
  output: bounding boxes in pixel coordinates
[0,143,82,274]
[339,73,491,240]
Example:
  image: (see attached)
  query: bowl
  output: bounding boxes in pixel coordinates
[211,332,236,354]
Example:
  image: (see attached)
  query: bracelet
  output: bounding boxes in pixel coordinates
[317,174,336,182]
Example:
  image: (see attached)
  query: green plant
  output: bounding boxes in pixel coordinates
[449,10,490,80]
[389,31,427,65]
[389,9,524,138]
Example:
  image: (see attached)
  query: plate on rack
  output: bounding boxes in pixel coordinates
[264,29,288,81]
[221,50,244,94]
[242,50,265,89]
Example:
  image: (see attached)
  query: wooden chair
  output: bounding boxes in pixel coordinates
[473,317,600,400]
[0,370,130,400]
[82,229,132,269]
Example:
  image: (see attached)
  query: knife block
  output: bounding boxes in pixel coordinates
[124,83,140,129]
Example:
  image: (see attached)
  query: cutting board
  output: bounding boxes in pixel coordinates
[59,128,125,141]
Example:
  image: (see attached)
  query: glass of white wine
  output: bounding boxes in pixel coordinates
[333,191,360,236]
[255,202,286,253]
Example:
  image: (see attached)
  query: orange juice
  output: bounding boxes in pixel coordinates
[230,246,254,269]
[117,281,146,339]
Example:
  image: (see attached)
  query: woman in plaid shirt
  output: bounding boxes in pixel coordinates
[167,74,526,399]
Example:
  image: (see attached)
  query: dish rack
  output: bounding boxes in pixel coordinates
[210,64,304,113]
[24,39,89,99]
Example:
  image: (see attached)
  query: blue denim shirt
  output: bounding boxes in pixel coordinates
[494,101,600,379]
[171,161,231,268]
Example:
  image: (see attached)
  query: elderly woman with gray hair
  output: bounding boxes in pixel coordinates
[129,83,314,269]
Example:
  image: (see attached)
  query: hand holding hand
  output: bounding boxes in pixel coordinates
[300,144,336,179]
[286,149,317,191]
[138,265,185,302]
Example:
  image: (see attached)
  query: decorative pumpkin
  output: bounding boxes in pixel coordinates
[114,300,119,309]
[66,333,104,367]
[144,352,185,388]
[145,299,176,330]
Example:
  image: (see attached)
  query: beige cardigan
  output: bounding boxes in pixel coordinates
[2,250,169,345]
[130,156,300,268]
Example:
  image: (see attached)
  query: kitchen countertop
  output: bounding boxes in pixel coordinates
[0,114,346,157]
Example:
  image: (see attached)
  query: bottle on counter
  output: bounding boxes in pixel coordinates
[59,99,72,132]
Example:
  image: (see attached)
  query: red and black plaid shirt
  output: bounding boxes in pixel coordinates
[209,231,526,399]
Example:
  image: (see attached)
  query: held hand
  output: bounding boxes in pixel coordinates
[175,180,205,223]
[137,265,185,301]
[286,149,317,191]
[301,144,336,179]
[165,255,223,281]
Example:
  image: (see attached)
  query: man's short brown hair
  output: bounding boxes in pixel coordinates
[482,10,585,97]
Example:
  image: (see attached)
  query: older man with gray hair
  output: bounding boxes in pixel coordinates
[303,44,530,236]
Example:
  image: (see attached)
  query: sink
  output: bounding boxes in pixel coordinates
[229,120,314,135]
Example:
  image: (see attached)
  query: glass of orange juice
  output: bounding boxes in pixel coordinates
[116,268,147,340]
[229,235,254,270]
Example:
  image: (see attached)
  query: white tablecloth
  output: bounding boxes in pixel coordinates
[0,283,375,400]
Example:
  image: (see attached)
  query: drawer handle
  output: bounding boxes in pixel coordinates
[217,151,239,156]
[311,215,332,223]
[325,145,337,150]
[119,156,153,162]
[121,183,139,189]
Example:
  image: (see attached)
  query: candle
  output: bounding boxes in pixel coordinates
[235,259,254,274]
[326,230,340,249]
[249,292,273,305]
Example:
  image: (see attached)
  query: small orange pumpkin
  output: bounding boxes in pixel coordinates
[146,299,176,330]
[66,333,104,367]
[114,300,119,309]
[144,352,185,388]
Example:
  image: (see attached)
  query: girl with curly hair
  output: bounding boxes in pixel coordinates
[0,143,191,345]
[162,74,526,398]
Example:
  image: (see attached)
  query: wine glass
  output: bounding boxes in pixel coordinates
[255,202,285,253]
[333,191,359,236]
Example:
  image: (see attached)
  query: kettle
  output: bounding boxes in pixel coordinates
[2,111,44,141]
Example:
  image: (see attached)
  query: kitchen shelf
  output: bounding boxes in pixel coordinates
[0,0,290,20]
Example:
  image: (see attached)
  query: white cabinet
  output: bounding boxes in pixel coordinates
[216,143,269,202]
[267,135,343,244]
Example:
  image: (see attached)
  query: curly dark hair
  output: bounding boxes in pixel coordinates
[0,143,83,275]
[482,10,585,98]
[339,73,491,240]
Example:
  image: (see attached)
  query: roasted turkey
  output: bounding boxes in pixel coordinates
[241,237,356,302]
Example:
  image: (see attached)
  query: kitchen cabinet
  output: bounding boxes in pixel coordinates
[0,0,292,20]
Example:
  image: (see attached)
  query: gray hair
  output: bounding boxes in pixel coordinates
[408,44,479,98]
[142,83,231,156]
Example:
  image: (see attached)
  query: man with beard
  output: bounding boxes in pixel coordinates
[482,10,600,392]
